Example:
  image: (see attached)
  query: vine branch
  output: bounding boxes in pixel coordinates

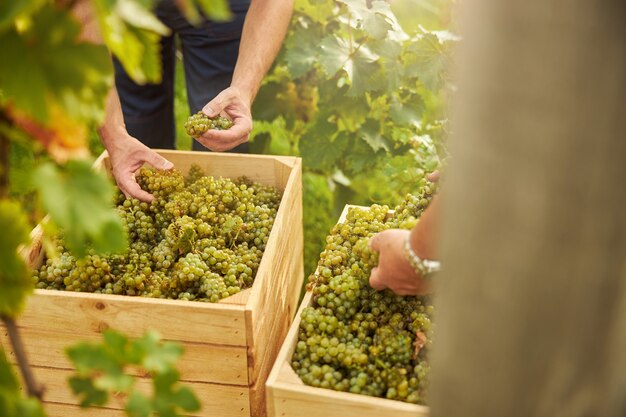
[0,112,9,199]
[1,315,45,400]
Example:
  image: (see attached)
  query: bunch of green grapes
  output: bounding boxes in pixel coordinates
[184,111,234,137]
[33,164,281,304]
[292,177,438,405]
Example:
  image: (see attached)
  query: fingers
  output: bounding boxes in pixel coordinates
[196,120,251,152]
[369,267,387,291]
[203,88,240,117]
[427,170,440,182]
[144,150,174,170]
[119,174,154,203]
[369,233,381,251]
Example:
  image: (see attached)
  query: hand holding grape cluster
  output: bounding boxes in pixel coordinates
[184,111,234,137]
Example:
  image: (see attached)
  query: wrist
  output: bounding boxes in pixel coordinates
[230,81,256,107]
[404,234,441,278]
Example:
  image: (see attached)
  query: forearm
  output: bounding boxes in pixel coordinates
[98,88,131,151]
[231,0,293,105]
[410,195,441,260]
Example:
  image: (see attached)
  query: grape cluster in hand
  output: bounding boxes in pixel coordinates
[292,177,437,404]
[33,165,281,303]
[184,111,234,137]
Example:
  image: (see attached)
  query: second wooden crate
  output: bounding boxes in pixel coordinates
[266,205,429,417]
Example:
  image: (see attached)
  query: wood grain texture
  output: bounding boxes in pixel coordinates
[0,327,249,385]
[16,290,247,346]
[12,150,304,417]
[30,367,250,417]
[245,158,304,417]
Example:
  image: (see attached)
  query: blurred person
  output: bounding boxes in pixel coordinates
[98,0,293,202]
[371,0,626,415]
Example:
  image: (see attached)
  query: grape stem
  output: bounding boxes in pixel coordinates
[1,315,45,400]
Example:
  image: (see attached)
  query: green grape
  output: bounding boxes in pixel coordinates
[34,167,282,304]
[184,111,234,137]
[292,185,437,405]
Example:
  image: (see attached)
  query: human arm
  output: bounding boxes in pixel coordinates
[194,0,294,151]
[99,89,173,202]
[369,195,441,296]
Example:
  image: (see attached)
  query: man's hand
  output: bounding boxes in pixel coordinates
[369,229,431,296]
[108,135,173,203]
[195,86,252,152]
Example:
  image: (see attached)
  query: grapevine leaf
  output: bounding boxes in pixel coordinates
[32,160,127,258]
[295,0,334,23]
[284,24,320,78]
[134,331,183,373]
[299,130,349,173]
[0,199,32,317]
[250,118,293,156]
[95,373,135,392]
[343,136,383,175]
[126,391,152,417]
[319,35,350,77]
[405,31,452,91]
[360,119,390,152]
[389,94,424,126]
[0,0,45,32]
[69,376,109,407]
[338,0,393,40]
[0,349,18,391]
[171,386,201,411]
[93,0,167,84]
[195,0,233,22]
[66,343,123,376]
[0,4,112,125]
[115,0,170,33]
[319,35,380,95]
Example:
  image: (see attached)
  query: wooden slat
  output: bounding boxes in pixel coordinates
[244,159,304,417]
[44,402,127,417]
[30,367,250,417]
[269,382,427,417]
[18,291,247,346]
[0,327,248,385]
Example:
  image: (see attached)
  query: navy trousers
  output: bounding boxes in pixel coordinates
[114,0,250,152]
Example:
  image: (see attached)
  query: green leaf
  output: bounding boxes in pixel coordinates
[66,343,123,376]
[360,119,390,152]
[0,199,32,317]
[0,349,18,391]
[343,136,383,175]
[338,0,394,40]
[171,386,200,412]
[195,0,233,22]
[32,160,127,258]
[93,0,168,84]
[134,331,183,373]
[0,0,45,32]
[69,376,109,407]
[389,94,424,126]
[115,0,170,33]
[284,23,321,78]
[0,4,112,124]
[126,390,152,417]
[1,348,47,417]
[299,130,349,174]
[95,373,134,392]
[405,31,453,91]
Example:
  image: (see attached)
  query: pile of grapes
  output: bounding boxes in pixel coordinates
[292,177,437,405]
[33,165,281,302]
[185,111,234,137]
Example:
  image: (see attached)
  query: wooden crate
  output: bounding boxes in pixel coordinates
[266,205,429,417]
[0,150,304,417]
